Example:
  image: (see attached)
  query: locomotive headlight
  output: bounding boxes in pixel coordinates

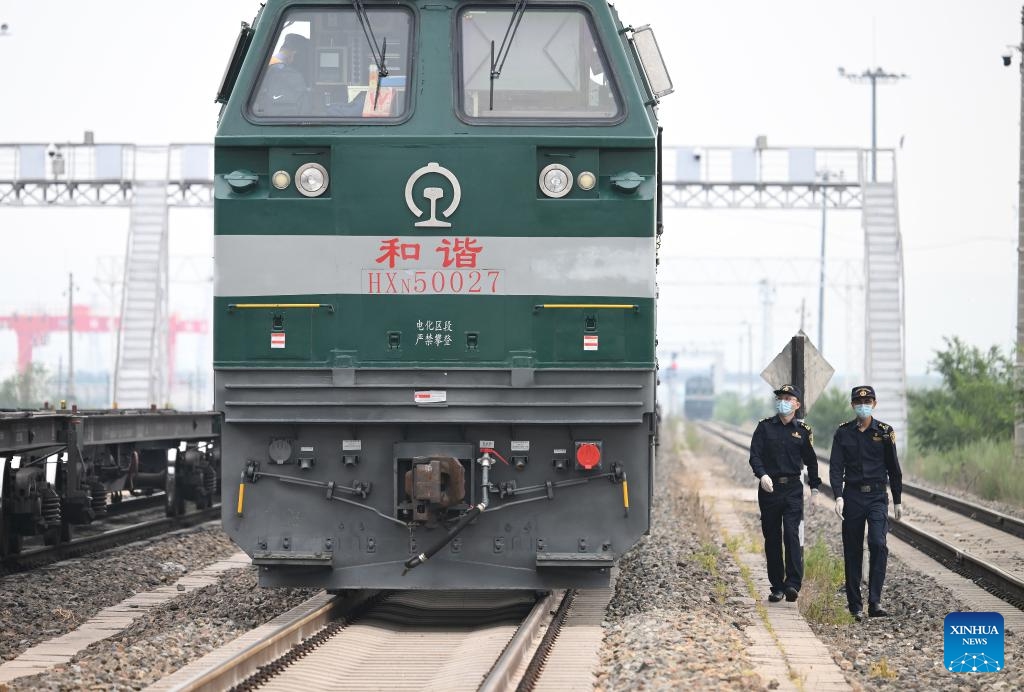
[272,170,291,190]
[577,171,597,191]
[295,162,329,197]
[539,163,572,198]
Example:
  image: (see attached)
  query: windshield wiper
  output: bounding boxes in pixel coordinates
[489,0,527,111]
[353,0,389,108]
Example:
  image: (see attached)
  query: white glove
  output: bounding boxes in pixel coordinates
[834,497,845,520]
[759,475,774,493]
[893,503,903,521]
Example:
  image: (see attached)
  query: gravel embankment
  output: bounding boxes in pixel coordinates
[710,430,1024,691]
[0,524,237,663]
[595,429,768,691]
[9,567,315,691]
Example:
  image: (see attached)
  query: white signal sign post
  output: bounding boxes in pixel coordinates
[760,331,834,415]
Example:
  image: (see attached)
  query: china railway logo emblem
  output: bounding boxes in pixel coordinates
[405,162,461,228]
[944,612,1004,673]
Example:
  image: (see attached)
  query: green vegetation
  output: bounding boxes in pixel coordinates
[694,540,729,604]
[908,337,1017,452]
[869,657,898,680]
[0,364,51,408]
[799,536,854,626]
[905,436,1024,504]
[714,391,772,426]
[804,388,853,440]
[683,421,702,452]
[901,338,1024,503]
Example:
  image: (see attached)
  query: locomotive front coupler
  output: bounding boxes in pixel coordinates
[403,451,494,574]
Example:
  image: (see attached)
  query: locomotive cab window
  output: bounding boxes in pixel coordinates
[459,7,620,120]
[250,7,412,120]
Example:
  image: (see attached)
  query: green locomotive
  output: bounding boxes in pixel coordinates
[214,0,671,589]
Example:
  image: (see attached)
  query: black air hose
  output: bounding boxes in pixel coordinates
[403,502,485,573]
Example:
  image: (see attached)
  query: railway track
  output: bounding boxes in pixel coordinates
[698,421,1024,609]
[147,587,610,692]
[1,505,220,575]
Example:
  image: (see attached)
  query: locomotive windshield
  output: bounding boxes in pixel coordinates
[250,8,412,120]
[459,7,620,120]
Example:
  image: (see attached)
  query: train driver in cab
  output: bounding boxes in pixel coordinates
[254,33,312,115]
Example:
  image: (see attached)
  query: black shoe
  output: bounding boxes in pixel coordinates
[851,611,864,622]
[868,604,889,617]
[768,589,785,602]
[784,586,799,602]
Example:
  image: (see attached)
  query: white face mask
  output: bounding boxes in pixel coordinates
[854,403,874,419]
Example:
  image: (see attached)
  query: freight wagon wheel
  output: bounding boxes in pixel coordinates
[43,521,72,546]
[0,521,22,557]
[165,471,185,517]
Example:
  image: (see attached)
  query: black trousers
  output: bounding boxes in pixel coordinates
[841,488,889,613]
[758,481,804,591]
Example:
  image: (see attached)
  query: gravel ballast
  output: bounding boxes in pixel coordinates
[8,566,315,691]
[595,428,767,690]
[0,524,237,664]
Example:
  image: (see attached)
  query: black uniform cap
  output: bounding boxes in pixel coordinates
[773,384,802,399]
[851,385,876,401]
[281,33,310,51]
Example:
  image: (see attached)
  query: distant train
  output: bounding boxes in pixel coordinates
[683,375,715,420]
[214,0,672,590]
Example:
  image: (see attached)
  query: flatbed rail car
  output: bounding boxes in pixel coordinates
[0,408,220,556]
[214,0,672,590]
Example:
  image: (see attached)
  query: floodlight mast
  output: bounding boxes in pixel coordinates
[1006,7,1024,465]
[838,66,908,182]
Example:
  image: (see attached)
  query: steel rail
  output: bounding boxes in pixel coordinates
[697,422,1024,609]
[151,592,372,692]
[479,590,560,692]
[2,506,219,573]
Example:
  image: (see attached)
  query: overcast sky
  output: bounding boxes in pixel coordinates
[0,0,1020,395]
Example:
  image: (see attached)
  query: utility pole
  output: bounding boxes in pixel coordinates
[818,171,829,353]
[1010,8,1024,463]
[839,66,908,181]
[759,279,775,366]
[67,273,75,400]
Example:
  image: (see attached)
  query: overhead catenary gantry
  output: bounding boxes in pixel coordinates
[662,144,906,444]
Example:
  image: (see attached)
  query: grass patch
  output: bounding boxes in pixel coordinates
[683,421,703,452]
[694,540,730,604]
[904,436,1024,505]
[869,657,898,680]
[799,536,854,626]
[695,541,719,573]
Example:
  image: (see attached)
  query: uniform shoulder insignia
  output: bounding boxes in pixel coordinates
[838,420,855,429]
[758,416,773,423]
[878,422,891,431]
[800,421,812,430]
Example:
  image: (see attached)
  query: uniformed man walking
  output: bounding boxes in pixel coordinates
[748,384,822,603]
[828,385,903,621]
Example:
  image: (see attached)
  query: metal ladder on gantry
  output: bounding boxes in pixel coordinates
[0,143,213,407]
[662,146,907,446]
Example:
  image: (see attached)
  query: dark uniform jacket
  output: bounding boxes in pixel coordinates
[828,418,903,503]
[748,415,822,489]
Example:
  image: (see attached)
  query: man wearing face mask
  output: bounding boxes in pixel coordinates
[748,384,822,603]
[828,385,903,621]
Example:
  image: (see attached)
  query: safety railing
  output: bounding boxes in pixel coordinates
[664,146,895,186]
